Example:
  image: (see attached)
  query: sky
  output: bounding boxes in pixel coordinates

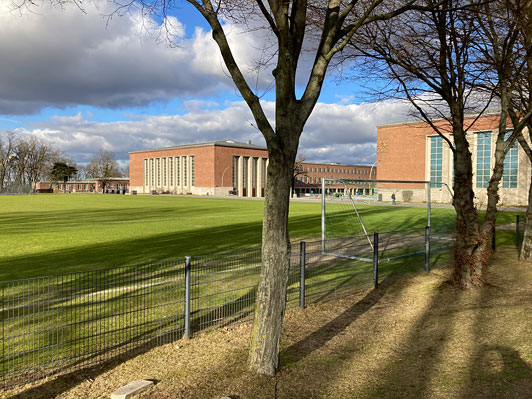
[0,0,416,167]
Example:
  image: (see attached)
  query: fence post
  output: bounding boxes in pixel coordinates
[492,225,496,251]
[184,256,191,340]
[425,226,431,273]
[516,215,520,248]
[300,241,306,309]
[373,232,379,289]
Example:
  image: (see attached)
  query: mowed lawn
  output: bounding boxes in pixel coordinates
[0,194,519,281]
[0,194,322,281]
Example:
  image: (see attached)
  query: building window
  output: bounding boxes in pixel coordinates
[150,159,154,186]
[169,157,173,186]
[242,157,248,188]
[144,159,148,186]
[430,136,443,188]
[261,158,266,188]
[476,132,491,188]
[183,156,188,186]
[162,158,167,186]
[156,158,161,186]
[502,131,518,188]
[176,157,181,186]
[252,158,257,188]
[190,156,195,186]
[232,156,238,187]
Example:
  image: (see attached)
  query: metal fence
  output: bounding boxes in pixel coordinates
[0,228,455,389]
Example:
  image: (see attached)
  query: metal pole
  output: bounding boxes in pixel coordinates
[373,232,379,289]
[184,256,191,339]
[321,178,326,253]
[425,226,431,272]
[426,182,431,228]
[300,242,306,309]
[516,215,520,248]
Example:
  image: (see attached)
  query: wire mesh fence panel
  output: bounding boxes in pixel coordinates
[320,234,374,262]
[378,228,426,261]
[286,245,302,308]
[430,224,456,250]
[303,238,374,305]
[1,226,460,389]
[377,229,427,281]
[189,250,262,334]
[0,259,185,387]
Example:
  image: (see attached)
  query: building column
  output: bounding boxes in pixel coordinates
[247,157,253,197]
[257,157,264,198]
[237,156,244,197]
[265,158,269,189]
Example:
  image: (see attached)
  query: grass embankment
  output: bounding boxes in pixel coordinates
[4,246,531,399]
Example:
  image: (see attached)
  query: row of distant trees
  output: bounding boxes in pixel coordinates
[0,131,127,193]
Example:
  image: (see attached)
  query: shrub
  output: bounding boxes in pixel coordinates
[402,190,414,203]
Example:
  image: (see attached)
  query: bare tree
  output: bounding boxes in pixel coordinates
[352,0,529,287]
[86,149,121,192]
[110,0,434,375]
[13,0,430,375]
[0,132,17,192]
[292,155,307,195]
[503,0,532,260]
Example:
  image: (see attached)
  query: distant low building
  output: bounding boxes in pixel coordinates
[33,178,129,194]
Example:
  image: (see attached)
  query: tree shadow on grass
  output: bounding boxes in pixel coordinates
[281,278,394,367]
[459,248,532,399]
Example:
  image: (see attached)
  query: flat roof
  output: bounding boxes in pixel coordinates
[377,109,502,128]
[302,162,374,168]
[129,140,267,154]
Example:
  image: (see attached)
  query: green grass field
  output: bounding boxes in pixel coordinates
[0,194,523,387]
[0,194,521,281]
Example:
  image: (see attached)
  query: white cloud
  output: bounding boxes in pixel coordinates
[0,1,276,114]
[16,99,413,165]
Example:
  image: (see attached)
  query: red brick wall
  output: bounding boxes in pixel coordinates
[129,146,215,187]
[129,144,269,189]
[294,163,375,189]
[376,114,502,189]
[214,146,268,187]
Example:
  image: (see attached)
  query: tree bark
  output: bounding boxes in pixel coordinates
[248,140,296,376]
[449,118,488,287]
[520,169,532,260]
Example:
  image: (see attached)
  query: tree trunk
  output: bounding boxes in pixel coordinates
[452,175,488,287]
[248,141,296,376]
[520,169,532,260]
[450,121,488,288]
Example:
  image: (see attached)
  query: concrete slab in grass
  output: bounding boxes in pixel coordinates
[110,380,154,399]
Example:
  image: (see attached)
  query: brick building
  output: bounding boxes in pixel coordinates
[129,140,376,197]
[377,112,530,205]
[293,162,376,196]
[34,178,129,194]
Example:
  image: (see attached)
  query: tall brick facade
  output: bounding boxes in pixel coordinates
[129,141,269,196]
[377,113,531,205]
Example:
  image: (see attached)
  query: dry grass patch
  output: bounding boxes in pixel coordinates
[4,247,532,399]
